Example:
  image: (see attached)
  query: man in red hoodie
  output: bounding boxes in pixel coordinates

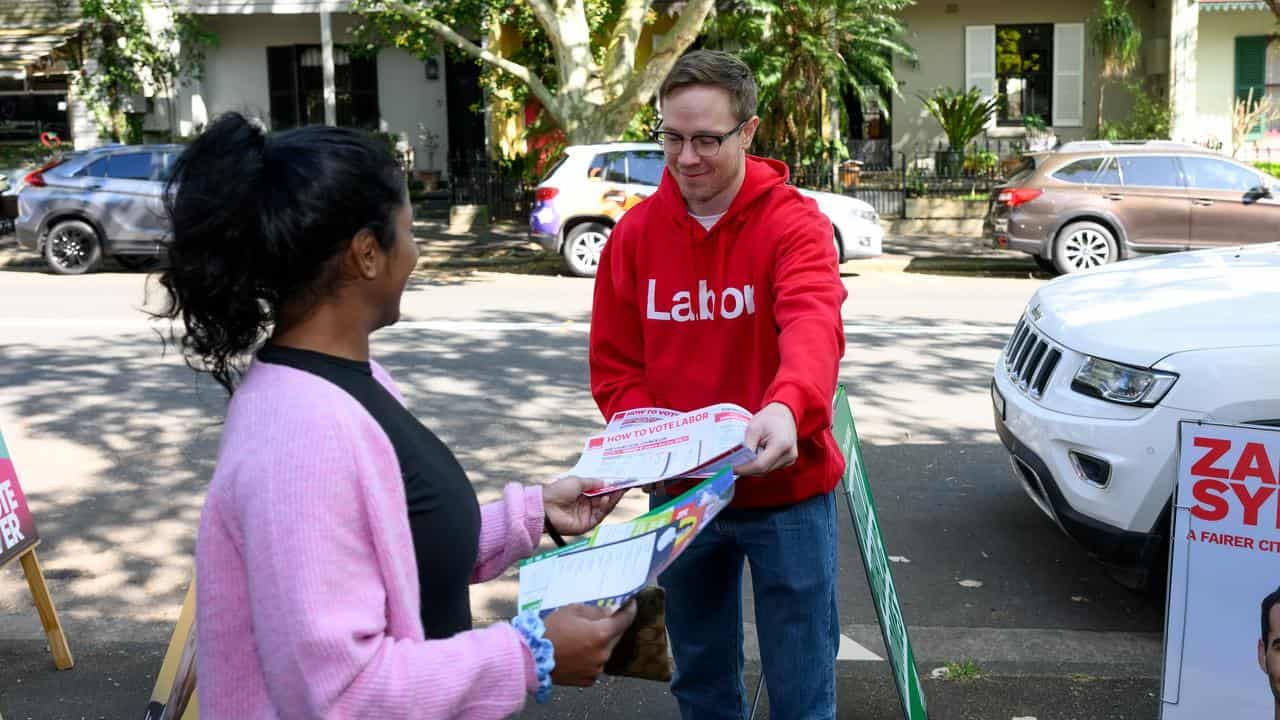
[589,50,848,720]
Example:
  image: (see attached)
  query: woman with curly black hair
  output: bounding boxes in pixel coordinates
[157,112,635,718]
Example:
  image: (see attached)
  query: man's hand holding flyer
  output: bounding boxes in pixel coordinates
[563,403,759,496]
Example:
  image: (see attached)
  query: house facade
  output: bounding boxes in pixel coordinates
[886,0,1280,159]
[888,0,1172,153]
[170,0,461,173]
[1195,0,1280,158]
[0,0,82,145]
[10,1,1278,170]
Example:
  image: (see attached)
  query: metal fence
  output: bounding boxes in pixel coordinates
[789,140,1021,217]
[447,153,534,221]
[1235,144,1280,166]
[845,171,908,217]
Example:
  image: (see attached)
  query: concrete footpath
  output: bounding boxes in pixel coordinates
[0,218,1040,279]
[403,218,1044,279]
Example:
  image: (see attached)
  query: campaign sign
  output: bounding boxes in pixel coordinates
[833,386,928,720]
[0,429,39,568]
[1162,421,1280,718]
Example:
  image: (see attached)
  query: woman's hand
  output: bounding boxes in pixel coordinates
[543,477,626,536]
[543,601,638,686]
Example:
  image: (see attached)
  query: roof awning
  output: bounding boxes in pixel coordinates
[0,23,81,74]
[1200,1,1269,11]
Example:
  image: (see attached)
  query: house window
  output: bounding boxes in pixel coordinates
[266,45,379,130]
[995,24,1053,126]
[1234,36,1280,138]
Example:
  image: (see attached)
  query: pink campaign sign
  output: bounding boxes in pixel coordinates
[0,430,39,568]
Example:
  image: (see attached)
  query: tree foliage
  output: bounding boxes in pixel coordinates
[703,0,914,168]
[1087,0,1141,131]
[918,86,999,152]
[1096,81,1170,141]
[353,0,716,145]
[75,0,216,141]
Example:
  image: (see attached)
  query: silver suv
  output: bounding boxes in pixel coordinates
[14,144,182,274]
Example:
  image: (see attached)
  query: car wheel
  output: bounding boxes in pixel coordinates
[1053,221,1117,274]
[832,228,844,264]
[43,219,102,275]
[562,222,610,277]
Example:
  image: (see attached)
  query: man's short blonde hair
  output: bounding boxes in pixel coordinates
[659,50,758,123]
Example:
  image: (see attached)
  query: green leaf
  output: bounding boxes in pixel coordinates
[918,86,1000,150]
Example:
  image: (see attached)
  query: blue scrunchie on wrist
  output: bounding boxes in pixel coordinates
[512,611,555,704]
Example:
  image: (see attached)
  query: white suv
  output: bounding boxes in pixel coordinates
[529,142,883,277]
[992,243,1280,588]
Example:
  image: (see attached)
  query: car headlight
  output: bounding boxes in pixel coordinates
[853,208,878,224]
[1071,357,1178,407]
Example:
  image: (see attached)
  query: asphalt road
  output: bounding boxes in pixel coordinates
[0,263,1164,719]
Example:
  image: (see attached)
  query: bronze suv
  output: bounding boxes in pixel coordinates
[986,141,1280,274]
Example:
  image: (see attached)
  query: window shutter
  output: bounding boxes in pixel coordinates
[965,26,997,130]
[1236,36,1269,138]
[1053,23,1084,127]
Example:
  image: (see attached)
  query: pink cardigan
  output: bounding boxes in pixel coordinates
[196,359,543,719]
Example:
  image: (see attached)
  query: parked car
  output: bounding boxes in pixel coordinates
[0,174,12,237]
[530,142,884,277]
[985,140,1280,275]
[14,144,181,274]
[992,243,1280,591]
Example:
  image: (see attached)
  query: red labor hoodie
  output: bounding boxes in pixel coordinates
[589,155,848,508]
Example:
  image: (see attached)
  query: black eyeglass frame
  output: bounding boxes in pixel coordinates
[651,119,749,157]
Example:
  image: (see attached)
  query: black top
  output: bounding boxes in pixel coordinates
[257,344,482,639]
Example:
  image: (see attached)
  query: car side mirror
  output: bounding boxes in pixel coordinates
[1245,185,1273,203]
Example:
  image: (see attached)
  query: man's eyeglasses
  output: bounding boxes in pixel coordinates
[651,119,748,158]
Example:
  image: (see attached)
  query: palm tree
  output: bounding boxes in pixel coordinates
[706,0,915,171]
[1088,0,1142,134]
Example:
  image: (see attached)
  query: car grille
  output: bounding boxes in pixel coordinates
[1003,316,1062,398]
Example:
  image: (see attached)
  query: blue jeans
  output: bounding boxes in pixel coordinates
[651,489,839,720]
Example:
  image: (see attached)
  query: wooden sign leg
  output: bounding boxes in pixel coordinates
[19,549,73,670]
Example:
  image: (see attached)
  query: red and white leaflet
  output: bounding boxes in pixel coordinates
[566,403,758,495]
[604,407,681,433]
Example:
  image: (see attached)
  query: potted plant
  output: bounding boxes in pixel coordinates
[1023,114,1056,151]
[919,87,1000,177]
[963,149,999,176]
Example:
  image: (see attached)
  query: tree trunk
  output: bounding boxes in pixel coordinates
[1097,81,1106,136]
[380,0,714,145]
[561,109,633,145]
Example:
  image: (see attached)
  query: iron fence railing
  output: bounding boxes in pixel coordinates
[1236,144,1280,166]
[788,141,1021,217]
[447,153,534,221]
